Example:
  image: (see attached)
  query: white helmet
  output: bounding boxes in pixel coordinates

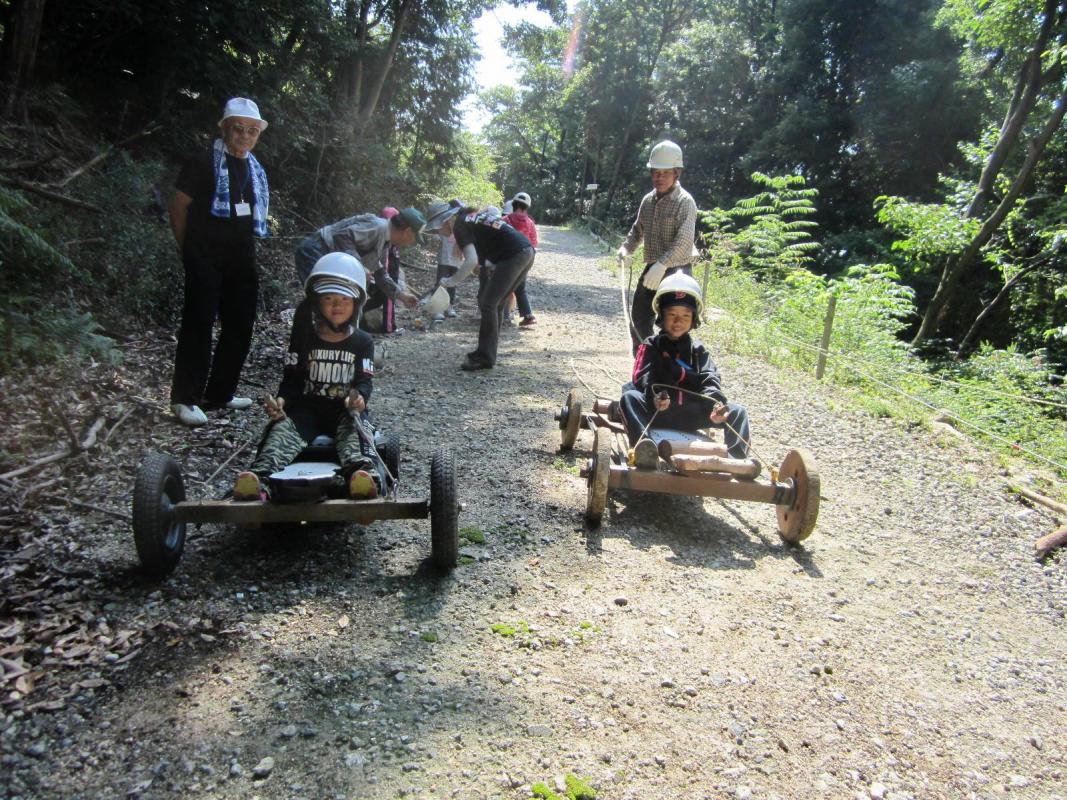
[305,252,367,304]
[647,140,683,170]
[511,192,532,208]
[651,272,703,326]
[484,206,502,217]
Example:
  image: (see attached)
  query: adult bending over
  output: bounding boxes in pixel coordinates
[169,97,270,427]
[428,202,535,371]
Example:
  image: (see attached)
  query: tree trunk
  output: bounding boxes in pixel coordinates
[2,0,47,117]
[964,0,1057,219]
[912,82,1067,345]
[957,260,1047,355]
[356,0,415,131]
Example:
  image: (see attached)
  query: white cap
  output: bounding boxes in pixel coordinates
[219,97,268,130]
[511,192,532,207]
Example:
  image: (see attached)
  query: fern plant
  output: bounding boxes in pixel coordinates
[730,172,820,277]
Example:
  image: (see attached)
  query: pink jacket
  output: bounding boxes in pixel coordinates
[505,211,538,248]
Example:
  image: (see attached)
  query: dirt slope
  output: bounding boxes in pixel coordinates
[1,226,1064,800]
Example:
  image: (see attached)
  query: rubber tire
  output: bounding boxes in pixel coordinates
[560,389,583,452]
[132,452,187,579]
[585,428,611,526]
[430,448,458,571]
[381,432,401,485]
[775,448,821,543]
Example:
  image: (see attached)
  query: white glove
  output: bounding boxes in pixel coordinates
[642,261,667,290]
[616,246,632,267]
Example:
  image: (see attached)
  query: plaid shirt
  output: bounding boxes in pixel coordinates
[621,182,697,267]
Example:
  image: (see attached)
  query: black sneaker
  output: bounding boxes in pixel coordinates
[461,357,492,371]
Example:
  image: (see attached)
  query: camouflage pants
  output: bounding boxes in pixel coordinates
[249,413,375,480]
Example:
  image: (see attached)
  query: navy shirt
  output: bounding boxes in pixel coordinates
[452,211,531,264]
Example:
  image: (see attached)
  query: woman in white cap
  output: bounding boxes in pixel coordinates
[505,191,538,326]
[168,97,270,427]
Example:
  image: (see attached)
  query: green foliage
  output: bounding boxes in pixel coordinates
[729,173,820,276]
[459,526,486,544]
[875,196,980,267]
[0,185,118,372]
[432,133,503,209]
[530,774,598,800]
[490,621,530,637]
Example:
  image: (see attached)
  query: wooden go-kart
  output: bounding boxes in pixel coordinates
[556,389,820,543]
[131,426,459,579]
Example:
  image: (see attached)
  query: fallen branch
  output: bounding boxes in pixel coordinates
[46,496,132,522]
[1006,482,1067,517]
[1035,523,1067,559]
[0,415,107,481]
[0,177,102,213]
[51,124,160,189]
[0,152,59,173]
[104,406,137,445]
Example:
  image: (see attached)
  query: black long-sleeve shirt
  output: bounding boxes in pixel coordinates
[632,331,726,408]
[278,299,374,418]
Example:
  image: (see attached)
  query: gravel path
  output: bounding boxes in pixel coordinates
[2,226,1065,800]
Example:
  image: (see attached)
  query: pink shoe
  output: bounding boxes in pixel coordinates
[348,469,379,499]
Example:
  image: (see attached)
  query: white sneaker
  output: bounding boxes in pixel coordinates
[432,313,445,323]
[224,396,253,410]
[172,403,208,427]
[446,307,458,318]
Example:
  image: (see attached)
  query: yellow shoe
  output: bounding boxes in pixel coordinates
[234,471,264,501]
[348,469,378,499]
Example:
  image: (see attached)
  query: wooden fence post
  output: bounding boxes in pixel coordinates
[815,294,837,381]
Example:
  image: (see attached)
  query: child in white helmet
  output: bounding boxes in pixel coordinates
[233,253,386,501]
[621,272,750,469]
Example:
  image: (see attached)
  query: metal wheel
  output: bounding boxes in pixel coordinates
[585,428,611,526]
[430,448,458,571]
[557,389,583,451]
[381,432,401,485]
[775,448,820,543]
[132,453,187,579]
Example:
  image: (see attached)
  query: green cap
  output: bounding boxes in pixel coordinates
[396,207,427,242]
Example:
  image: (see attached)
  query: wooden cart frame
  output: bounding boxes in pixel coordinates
[556,389,820,543]
[131,447,459,579]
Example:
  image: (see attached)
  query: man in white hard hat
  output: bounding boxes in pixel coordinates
[617,139,697,355]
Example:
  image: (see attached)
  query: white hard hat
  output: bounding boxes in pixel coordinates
[647,140,683,170]
[219,97,268,130]
[651,272,703,325]
[511,192,532,208]
[422,285,450,317]
[305,252,367,303]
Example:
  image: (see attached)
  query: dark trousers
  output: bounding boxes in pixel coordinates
[514,278,533,317]
[620,387,751,459]
[471,247,535,366]
[435,264,458,305]
[170,240,258,406]
[294,235,327,283]
[630,264,692,355]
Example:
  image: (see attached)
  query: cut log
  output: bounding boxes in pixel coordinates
[670,454,761,480]
[658,439,729,460]
[1007,482,1067,517]
[1035,523,1067,559]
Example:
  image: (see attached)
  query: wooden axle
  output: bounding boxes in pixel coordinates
[174,498,429,525]
[607,465,794,505]
[657,439,729,459]
[670,454,761,480]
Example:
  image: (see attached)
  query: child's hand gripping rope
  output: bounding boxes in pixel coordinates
[264,395,286,421]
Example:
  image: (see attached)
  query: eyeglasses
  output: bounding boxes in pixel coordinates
[230,124,261,138]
